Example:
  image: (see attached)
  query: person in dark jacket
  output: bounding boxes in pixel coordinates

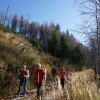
[51,66,57,78]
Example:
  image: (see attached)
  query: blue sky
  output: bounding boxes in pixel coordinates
[0,0,85,43]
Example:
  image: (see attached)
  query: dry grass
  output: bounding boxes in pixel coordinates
[57,69,100,100]
[0,30,64,99]
[0,31,48,70]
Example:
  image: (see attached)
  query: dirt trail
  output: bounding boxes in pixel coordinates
[11,89,37,100]
[10,85,63,100]
[9,77,69,100]
[3,69,99,100]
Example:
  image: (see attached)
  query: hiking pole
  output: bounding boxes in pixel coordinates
[42,77,46,100]
[41,82,44,100]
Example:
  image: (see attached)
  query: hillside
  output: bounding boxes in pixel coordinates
[0,30,56,72]
[1,30,99,100]
[0,30,65,99]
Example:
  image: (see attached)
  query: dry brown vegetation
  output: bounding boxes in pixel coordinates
[1,30,99,100]
[0,30,71,99]
[56,69,100,100]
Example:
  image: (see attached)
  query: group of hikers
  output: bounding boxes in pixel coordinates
[16,63,68,99]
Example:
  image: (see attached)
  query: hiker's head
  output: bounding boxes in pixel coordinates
[22,65,26,70]
[62,68,65,71]
[37,63,41,69]
[53,66,55,68]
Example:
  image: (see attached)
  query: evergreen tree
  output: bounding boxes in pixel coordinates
[51,30,60,58]
[56,23,60,31]
[60,35,70,60]
[72,44,84,70]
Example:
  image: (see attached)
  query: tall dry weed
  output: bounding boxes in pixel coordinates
[57,69,100,100]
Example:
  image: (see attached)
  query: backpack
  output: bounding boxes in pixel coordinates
[27,70,30,79]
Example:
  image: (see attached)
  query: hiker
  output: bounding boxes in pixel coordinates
[17,65,29,96]
[51,66,57,83]
[51,66,57,78]
[33,63,46,100]
[60,68,67,89]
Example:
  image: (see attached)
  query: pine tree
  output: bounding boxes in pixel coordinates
[51,30,60,58]
[60,35,70,60]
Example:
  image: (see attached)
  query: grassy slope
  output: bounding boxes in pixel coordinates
[0,30,57,99]
[1,30,100,100]
[0,30,54,73]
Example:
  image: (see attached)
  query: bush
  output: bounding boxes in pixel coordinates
[0,73,18,99]
[0,24,13,33]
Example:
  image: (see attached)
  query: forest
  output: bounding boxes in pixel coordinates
[0,13,90,99]
[0,0,100,99]
[0,11,90,70]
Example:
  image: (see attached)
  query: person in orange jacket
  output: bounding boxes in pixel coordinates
[60,68,67,89]
[33,63,46,99]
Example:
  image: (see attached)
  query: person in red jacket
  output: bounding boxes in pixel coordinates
[60,68,67,89]
[17,65,29,96]
[33,63,46,99]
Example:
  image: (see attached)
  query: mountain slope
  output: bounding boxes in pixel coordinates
[0,30,56,99]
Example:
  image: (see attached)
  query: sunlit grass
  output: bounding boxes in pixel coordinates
[0,30,63,99]
[57,69,100,100]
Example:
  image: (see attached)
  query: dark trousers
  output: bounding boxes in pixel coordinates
[17,77,28,96]
[52,73,56,78]
[61,78,65,89]
[36,83,42,97]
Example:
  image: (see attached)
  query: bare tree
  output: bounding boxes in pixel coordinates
[29,21,40,39]
[11,14,18,32]
[3,5,9,27]
[75,0,100,78]
[40,21,50,46]
[23,19,30,37]
[6,14,13,29]
[19,15,24,34]
[0,11,6,25]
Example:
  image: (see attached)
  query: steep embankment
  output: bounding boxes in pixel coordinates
[0,30,42,68]
[0,30,55,99]
[1,31,99,100]
[0,30,54,73]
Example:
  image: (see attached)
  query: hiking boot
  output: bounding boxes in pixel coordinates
[23,94,27,97]
[39,96,41,100]
[16,95,20,98]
